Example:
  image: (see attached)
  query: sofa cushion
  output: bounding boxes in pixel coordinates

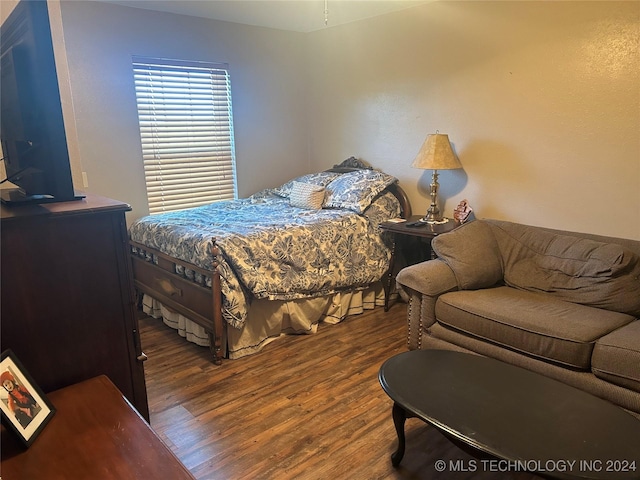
[435,286,635,370]
[487,220,640,316]
[431,220,503,290]
[592,321,640,393]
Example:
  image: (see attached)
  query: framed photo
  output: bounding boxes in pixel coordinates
[0,350,55,447]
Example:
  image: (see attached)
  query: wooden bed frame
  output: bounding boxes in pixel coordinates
[129,182,412,365]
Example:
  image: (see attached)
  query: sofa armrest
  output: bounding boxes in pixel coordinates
[396,259,458,297]
[396,259,458,350]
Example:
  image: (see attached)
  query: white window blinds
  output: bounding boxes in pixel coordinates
[132,56,237,214]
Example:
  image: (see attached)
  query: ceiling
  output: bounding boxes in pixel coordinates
[103,0,431,33]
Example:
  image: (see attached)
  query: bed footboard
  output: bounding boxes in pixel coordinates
[129,239,224,365]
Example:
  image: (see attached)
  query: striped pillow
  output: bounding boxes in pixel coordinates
[289,181,326,209]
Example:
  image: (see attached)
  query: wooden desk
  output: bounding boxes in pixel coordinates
[1,376,194,479]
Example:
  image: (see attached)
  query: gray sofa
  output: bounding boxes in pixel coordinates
[396,219,640,416]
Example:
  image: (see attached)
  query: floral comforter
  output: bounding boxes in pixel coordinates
[128,189,400,329]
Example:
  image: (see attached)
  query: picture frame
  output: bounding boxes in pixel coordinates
[0,350,55,447]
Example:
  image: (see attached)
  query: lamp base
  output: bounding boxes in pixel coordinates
[420,169,451,225]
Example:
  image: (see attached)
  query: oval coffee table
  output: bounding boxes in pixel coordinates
[379,350,640,479]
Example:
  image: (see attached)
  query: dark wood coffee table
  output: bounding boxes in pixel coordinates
[379,350,640,479]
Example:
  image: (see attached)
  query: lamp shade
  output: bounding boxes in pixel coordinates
[411,133,462,170]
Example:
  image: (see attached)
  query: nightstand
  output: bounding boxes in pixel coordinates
[380,216,457,311]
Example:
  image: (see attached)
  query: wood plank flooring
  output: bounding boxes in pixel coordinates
[140,303,542,480]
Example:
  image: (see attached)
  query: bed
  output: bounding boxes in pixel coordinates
[128,159,411,364]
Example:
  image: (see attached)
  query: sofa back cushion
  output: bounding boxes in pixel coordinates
[486,220,640,316]
[431,220,503,290]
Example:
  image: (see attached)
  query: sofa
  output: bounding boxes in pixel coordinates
[396,219,640,416]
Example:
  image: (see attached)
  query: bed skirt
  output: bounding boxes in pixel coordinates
[142,283,388,359]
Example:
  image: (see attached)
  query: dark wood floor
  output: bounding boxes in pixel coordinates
[140,302,542,480]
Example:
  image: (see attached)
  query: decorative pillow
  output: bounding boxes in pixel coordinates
[431,220,503,290]
[324,169,397,214]
[272,172,341,198]
[289,182,326,210]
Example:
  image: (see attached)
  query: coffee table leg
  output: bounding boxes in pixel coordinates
[391,402,407,466]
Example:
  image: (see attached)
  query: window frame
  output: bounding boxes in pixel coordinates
[132,56,238,214]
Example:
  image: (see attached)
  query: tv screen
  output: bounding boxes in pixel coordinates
[0,0,82,205]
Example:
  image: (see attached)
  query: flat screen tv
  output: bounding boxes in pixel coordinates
[0,0,83,205]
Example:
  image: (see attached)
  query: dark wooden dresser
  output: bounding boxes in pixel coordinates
[0,193,149,419]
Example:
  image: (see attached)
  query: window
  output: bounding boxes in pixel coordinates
[132,56,237,214]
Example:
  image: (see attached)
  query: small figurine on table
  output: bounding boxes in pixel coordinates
[453,199,474,225]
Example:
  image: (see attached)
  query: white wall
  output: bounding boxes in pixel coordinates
[57,1,310,221]
[307,1,640,239]
[3,1,638,239]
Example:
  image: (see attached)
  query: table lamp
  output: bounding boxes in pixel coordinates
[411,133,463,224]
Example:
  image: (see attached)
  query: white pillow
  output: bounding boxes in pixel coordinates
[289,181,326,209]
[272,171,340,198]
